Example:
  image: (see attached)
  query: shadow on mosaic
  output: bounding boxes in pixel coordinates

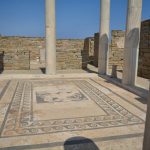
[64,137,99,150]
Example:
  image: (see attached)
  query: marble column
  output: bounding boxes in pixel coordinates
[45,0,56,75]
[122,0,142,85]
[98,0,110,75]
[143,81,150,150]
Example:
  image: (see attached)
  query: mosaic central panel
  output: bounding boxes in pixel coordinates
[35,84,88,103]
[0,79,144,138]
[33,82,106,120]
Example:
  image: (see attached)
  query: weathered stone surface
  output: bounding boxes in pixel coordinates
[94,31,125,71]
[84,37,94,64]
[56,40,88,70]
[0,37,88,70]
[0,37,42,70]
[0,20,149,76]
[138,20,150,79]
[0,77,146,149]
[94,20,150,79]
[109,30,125,70]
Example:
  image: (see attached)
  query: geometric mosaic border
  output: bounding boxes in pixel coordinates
[0,79,144,137]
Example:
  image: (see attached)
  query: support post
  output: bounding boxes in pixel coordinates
[45,0,56,75]
[122,0,142,85]
[98,0,110,75]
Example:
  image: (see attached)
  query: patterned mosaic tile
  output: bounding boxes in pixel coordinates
[0,79,144,138]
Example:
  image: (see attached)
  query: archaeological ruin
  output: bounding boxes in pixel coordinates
[0,0,149,150]
[0,20,150,78]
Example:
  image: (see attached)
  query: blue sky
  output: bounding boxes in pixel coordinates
[0,0,149,39]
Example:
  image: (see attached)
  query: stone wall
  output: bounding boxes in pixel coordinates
[83,37,94,64]
[93,22,150,78]
[109,30,125,70]
[0,37,88,70]
[56,40,88,70]
[93,31,125,70]
[0,37,32,70]
[110,23,150,77]
[138,20,150,79]
[1,20,149,75]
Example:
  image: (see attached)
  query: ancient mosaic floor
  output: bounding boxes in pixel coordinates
[0,77,146,150]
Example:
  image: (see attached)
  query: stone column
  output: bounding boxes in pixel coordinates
[98,0,110,75]
[122,0,142,85]
[143,81,150,150]
[45,0,56,75]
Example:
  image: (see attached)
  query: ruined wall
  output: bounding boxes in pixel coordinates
[138,20,150,79]
[56,40,88,70]
[83,37,94,64]
[1,20,149,74]
[0,37,88,70]
[93,23,150,78]
[110,23,150,76]
[110,30,125,70]
[0,37,33,70]
[93,31,125,70]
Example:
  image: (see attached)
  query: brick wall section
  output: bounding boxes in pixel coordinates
[93,23,150,78]
[1,20,149,74]
[110,30,125,70]
[110,24,150,76]
[0,37,31,70]
[138,20,150,79]
[93,31,125,70]
[0,37,88,70]
[56,39,88,70]
[4,50,30,70]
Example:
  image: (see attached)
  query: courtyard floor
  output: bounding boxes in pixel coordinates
[0,73,148,150]
[1,64,149,91]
